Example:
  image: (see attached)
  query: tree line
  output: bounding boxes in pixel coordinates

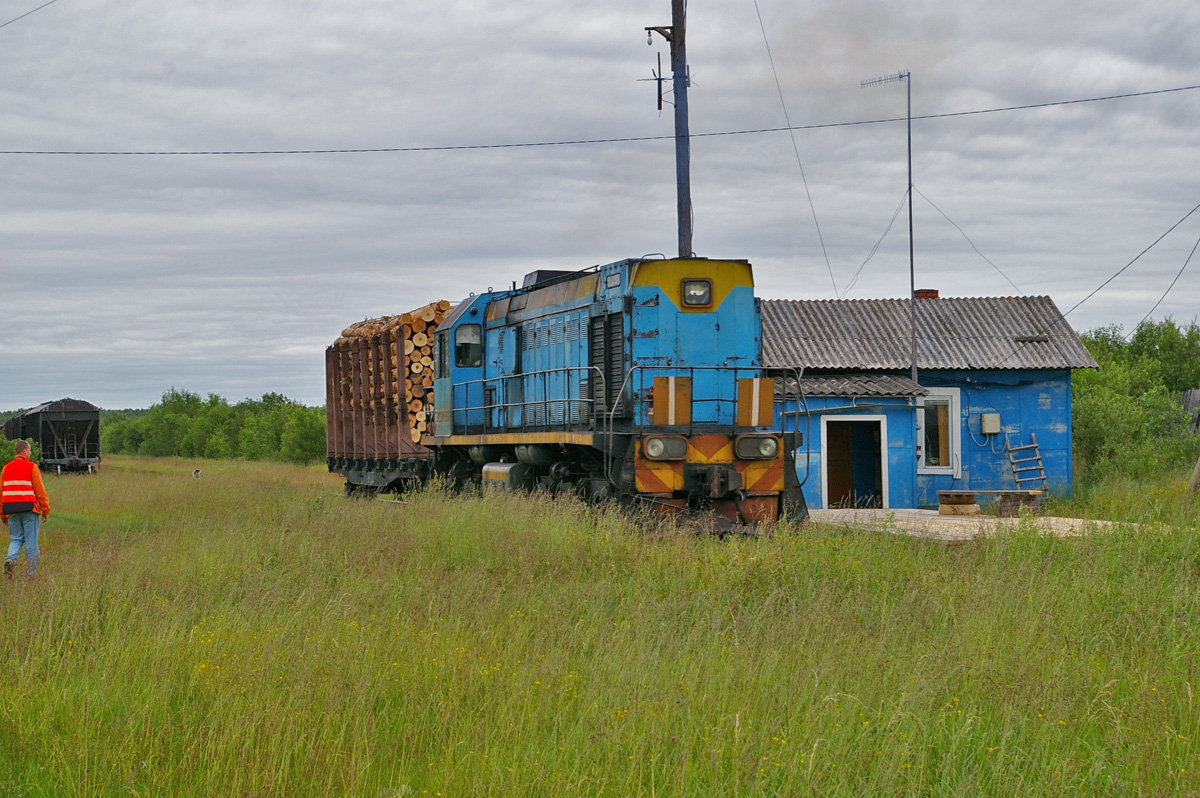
[101,389,325,464]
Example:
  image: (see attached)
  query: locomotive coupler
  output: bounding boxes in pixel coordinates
[683,463,744,499]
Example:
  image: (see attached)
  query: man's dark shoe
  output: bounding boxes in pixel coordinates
[3,560,12,580]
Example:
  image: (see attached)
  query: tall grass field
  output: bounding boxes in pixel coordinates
[1,456,1198,796]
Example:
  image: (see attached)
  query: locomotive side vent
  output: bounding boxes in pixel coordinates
[589,313,628,418]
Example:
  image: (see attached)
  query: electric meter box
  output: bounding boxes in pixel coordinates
[980,413,1002,435]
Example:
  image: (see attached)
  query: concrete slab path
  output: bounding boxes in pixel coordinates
[808,508,1127,542]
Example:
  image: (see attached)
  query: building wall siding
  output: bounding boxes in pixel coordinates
[778,368,1074,510]
[916,368,1073,507]
[780,396,918,510]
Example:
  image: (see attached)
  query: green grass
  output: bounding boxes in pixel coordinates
[1,456,1199,796]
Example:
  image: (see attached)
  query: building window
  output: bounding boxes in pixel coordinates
[918,387,960,476]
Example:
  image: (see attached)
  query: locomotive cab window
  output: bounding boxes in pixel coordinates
[681,278,713,307]
[455,324,483,368]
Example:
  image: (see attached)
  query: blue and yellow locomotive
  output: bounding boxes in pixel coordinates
[326,256,808,525]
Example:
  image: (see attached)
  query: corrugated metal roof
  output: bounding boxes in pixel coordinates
[793,374,927,398]
[762,296,1099,371]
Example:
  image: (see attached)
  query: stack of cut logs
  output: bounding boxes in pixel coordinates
[337,299,453,443]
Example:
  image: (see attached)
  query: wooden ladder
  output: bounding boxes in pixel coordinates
[1008,434,1048,491]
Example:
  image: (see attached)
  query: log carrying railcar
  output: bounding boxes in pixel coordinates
[326,258,808,524]
[3,398,101,473]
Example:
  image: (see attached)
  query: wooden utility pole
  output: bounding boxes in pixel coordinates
[671,0,692,258]
[647,0,693,258]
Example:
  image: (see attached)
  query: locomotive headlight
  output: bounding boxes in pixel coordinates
[643,436,687,460]
[681,279,712,307]
[735,435,779,459]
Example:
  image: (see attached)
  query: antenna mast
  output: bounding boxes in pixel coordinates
[862,70,917,385]
[646,0,693,258]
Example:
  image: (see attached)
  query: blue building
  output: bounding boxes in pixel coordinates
[761,294,1098,510]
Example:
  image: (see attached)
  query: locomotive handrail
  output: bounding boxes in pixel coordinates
[449,365,608,438]
[447,361,807,498]
[612,364,802,437]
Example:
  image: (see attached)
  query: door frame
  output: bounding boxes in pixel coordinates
[819,414,889,509]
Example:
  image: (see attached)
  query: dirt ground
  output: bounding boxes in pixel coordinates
[808,508,1129,542]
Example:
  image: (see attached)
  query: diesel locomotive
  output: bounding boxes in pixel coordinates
[326,256,808,524]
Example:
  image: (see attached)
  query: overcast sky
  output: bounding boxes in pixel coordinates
[1,0,1198,408]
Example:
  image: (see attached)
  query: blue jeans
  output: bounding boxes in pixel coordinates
[6,512,40,576]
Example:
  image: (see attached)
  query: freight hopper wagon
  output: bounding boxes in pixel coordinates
[3,398,101,473]
[326,258,808,524]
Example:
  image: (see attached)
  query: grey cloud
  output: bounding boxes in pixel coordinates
[2,0,1199,409]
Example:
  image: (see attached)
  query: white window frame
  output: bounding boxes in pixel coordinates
[917,387,961,478]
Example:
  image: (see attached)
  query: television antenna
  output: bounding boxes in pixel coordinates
[862,70,917,385]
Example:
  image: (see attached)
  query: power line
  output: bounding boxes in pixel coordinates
[839,190,908,298]
[997,198,1200,366]
[2,83,1198,157]
[1061,199,1200,320]
[752,0,836,295]
[1126,232,1200,337]
[913,185,1022,294]
[0,0,58,31]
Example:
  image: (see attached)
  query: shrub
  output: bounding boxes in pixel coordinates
[0,432,42,463]
[1074,319,1200,482]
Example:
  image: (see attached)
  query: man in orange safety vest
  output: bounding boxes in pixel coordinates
[1,440,50,579]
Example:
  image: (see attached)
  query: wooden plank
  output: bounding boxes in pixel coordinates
[337,345,351,457]
[364,339,378,459]
[324,347,337,458]
[349,340,364,459]
[380,331,398,456]
[370,335,383,459]
[939,489,1042,496]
